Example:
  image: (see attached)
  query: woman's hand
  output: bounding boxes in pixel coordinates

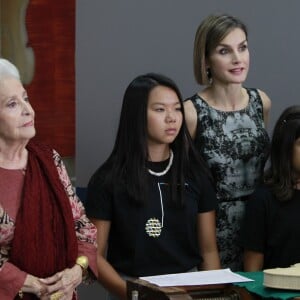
[39,264,82,299]
[21,274,48,298]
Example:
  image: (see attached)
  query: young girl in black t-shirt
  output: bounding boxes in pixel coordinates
[242,105,300,270]
[85,73,220,300]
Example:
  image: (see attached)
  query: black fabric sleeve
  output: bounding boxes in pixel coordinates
[198,174,218,213]
[188,173,217,213]
[84,171,112,220]
[240,185,271,253]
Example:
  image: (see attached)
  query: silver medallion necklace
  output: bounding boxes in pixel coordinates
[145,150,173,238]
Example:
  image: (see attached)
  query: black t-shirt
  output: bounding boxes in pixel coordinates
[241,185,300,269]
[85,160,217,277]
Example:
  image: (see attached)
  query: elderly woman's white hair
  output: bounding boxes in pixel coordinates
[0,58,20,80]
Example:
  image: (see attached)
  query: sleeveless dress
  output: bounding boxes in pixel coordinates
[186,88,270,271]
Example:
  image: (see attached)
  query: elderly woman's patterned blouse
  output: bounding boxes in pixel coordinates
[0,150,97,299]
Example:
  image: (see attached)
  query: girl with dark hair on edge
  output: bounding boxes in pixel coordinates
[241,105,300,271]
[85,73,220,300]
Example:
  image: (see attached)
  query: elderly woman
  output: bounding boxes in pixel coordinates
[0,58,97,300]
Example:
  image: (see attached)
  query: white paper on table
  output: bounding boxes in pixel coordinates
[139,268,253,287]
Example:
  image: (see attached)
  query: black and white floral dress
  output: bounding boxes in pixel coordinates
[186,88,270,271]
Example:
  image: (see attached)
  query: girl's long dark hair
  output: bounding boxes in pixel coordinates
[265,105,300,201]
[91,73,212,205]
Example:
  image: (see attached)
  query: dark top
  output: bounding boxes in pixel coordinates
[85,159,217,277]
[241,185,300,269]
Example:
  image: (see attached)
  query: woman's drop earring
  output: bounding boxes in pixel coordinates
[206,68,213,85]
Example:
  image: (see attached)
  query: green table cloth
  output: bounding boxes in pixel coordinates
[235,272,300,299]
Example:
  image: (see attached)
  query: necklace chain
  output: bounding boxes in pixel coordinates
[148,149,173,177]
[145,182,165,238]
[145,150,173,237]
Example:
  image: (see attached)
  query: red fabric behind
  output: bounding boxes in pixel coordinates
[25,0,75,156]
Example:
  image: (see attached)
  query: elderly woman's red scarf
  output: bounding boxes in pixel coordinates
[10,141,78,299]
